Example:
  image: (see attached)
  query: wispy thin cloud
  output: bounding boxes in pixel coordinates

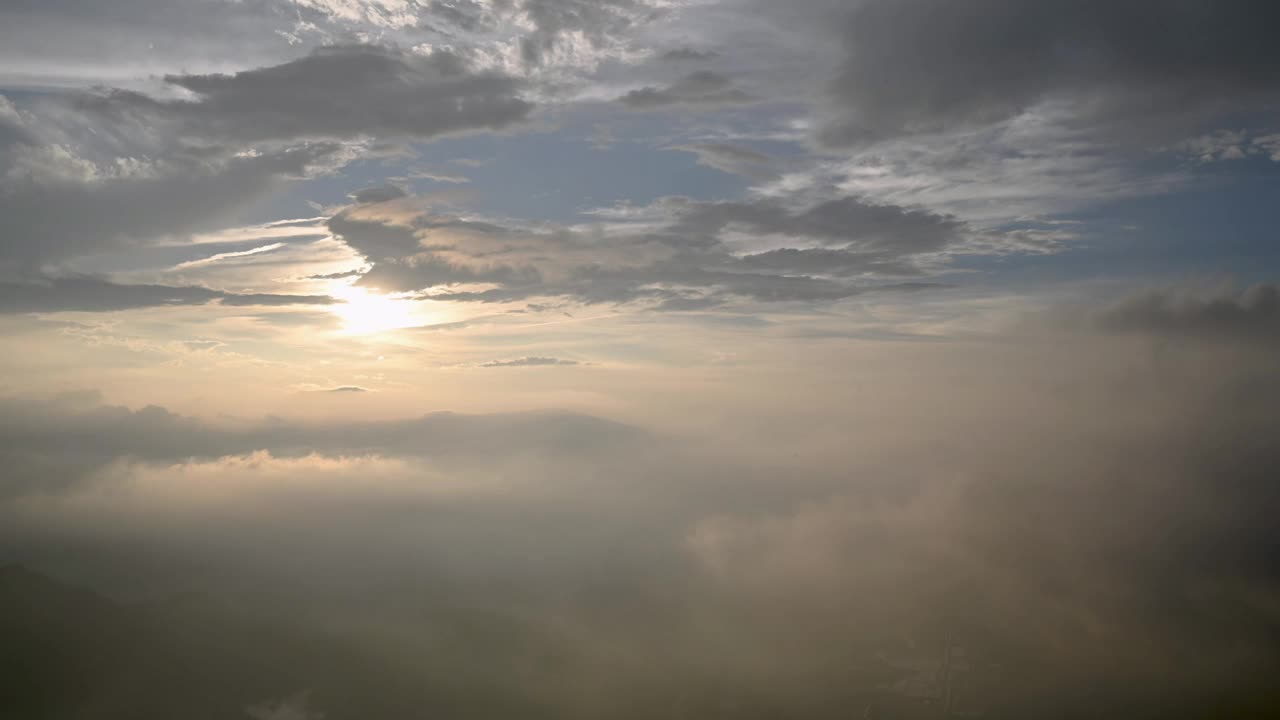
[172,243,286,270]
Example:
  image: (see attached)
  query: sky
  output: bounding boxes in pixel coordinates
[2,1,1280,718]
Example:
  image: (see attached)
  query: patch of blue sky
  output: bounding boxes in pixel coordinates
[952,164,1280,288]
[250,104,803,225]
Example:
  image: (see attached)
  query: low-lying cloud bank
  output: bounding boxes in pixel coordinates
[3,294,1280,718]
[1094,282,1280,342]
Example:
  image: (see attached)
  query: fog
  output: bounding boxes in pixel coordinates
[4,296,1279,718]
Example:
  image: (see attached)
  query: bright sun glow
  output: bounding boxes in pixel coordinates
[329,286,424,335]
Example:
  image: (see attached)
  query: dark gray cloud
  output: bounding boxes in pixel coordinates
[305,269,367,280]
[0,276,336,313]
[619,71,754,109]
[325,214,425,262]
[819,0,1280,145]
[96,45,533,144]
[0,139,345,270]
[216,291,337,308]
[1095,283,1280,341]
[481,356,579,367]
[350,184,409,204]
[673,196,964,254]
[358,254,543,294]
[658,48,718,62]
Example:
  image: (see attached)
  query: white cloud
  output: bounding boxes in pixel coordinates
[172,243,286,270]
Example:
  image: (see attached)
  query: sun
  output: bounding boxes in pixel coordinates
[329,286,423,335]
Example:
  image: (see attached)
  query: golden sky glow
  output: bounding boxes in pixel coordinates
[328,285,432,336]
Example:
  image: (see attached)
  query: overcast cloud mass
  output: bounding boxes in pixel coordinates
[2,2,1280,718]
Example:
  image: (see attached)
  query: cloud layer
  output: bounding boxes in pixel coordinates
[4,314,1280,716]
[127,46,533,144]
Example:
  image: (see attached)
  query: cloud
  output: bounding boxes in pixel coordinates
[404,168,470,183]
[246,692,325,720]
[0,95,32,147]
[666,142,776,178]
[1094,283,1280,342]
[815,108,1192,224]
[291,0,421,28]
[480,356,579,367]
[0,276,336,314]
[658,48,718,62]
[4,315,1280,715]
[619,71,754,109]
[349,184,408,204]
[306,269,367,280]
[324,385,370,393]
[672,196,964,254]
[514,0,670,68]
[0,0,668,91]
[93,45,534,144]
[0,0,310,88]
[818,0,1280,146]
[326,192,968,306]
[214,292,338,307]
[0,130,347,270]
[740,247,925,277]
[171,243,286,270]
[0,394,646,487]
[1179,129,1280,164]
